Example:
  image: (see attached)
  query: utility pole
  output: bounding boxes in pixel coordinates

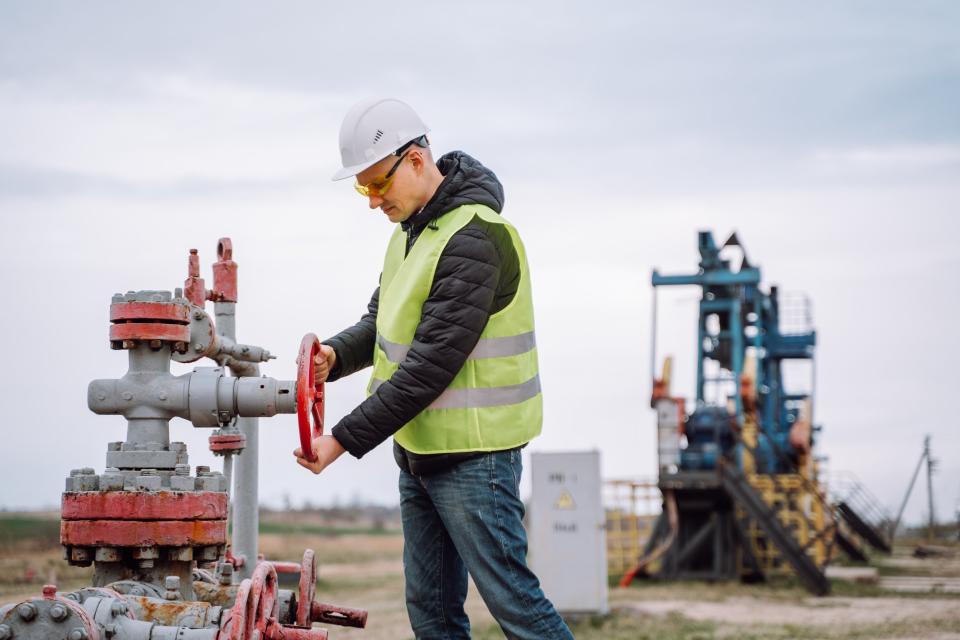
[925,436,937,542]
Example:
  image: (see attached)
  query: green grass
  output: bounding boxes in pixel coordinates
[0,516,60,550]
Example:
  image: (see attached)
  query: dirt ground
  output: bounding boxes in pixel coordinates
[3,518,959,639]
[261,532,960,640]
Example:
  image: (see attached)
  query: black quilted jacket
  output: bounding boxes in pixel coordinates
[323,151,522,474]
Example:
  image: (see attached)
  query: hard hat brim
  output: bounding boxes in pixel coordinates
[331,157,383,182]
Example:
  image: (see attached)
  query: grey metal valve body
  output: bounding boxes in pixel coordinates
[0,589,218,640]
[88,347,294,469]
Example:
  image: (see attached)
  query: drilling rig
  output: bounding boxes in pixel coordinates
[624,230,889,595]
[0,239,366,640]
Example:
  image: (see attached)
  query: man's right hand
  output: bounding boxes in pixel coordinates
[313,344,336,383]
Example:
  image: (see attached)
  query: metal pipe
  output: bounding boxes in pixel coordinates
[217,301,260,580]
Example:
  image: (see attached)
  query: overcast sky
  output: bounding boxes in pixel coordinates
[0,1,957,527]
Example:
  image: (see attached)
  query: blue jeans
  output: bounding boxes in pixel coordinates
[399,448,574,640]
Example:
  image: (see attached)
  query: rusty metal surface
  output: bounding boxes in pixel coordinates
[110,302,190,323]
[61,519,227,547]
[126,596,216,627]
[110,322,192,342]
[295,551,315,628]
[310,602,367,629]
[264,622,328,640]
[211,239,238,303]
[62,492,228,521]
[193,581,239,608]
[185,249,209,307]
[209,434,246,454]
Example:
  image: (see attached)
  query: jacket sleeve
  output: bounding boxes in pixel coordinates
[322,286,379,382]
[331,225,501,458]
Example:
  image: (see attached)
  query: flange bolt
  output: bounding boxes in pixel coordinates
[68,628,89,640]
[163,576,181,601]
[217,562,234,586]
[110,602,127,616]
[49,605,68,622]
[0,624,12,640]
[17,604,37,622]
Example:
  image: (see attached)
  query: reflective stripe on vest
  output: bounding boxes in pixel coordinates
[376,331,537,364]
[370,373,541,410]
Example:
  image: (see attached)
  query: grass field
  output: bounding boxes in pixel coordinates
[3,513,959,639]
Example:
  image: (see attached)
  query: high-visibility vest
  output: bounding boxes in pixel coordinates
[368,204,542,454]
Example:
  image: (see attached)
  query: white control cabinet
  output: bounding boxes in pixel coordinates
[528,450,608,615]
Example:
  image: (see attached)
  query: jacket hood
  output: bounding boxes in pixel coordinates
[403,151,504,232]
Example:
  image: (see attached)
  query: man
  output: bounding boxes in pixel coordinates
[293,97,573,640]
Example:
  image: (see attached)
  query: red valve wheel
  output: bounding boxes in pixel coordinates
[224,562,279,640]
[296,333,325,463]
[296,549,317,627]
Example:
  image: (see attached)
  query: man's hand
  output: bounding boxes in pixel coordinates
[294,434,346,475]
[313,344,336,384]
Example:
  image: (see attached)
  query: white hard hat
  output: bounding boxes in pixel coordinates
[332,97,430,181]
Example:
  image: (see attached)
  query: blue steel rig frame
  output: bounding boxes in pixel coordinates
[639,230,835,595]
[651,230,817,475]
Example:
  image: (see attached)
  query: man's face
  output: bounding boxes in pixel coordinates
[355,151,421,223]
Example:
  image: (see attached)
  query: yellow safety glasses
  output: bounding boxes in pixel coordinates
[354,151,409,198]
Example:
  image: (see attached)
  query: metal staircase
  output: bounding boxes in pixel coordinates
[720,462,831,596]
[828,471,892,553]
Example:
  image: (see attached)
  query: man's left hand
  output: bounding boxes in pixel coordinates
[294,435,346,474]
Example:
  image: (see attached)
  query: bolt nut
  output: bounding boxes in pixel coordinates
[100,473,124,492]
[103,624,118,638]
[170,476,195,491]
[194,311,204,321]
[175,464,190,476]
[137,473,161,491]
[110,602,127,617]
[17,604,37,622]
[218,562,234,585]
[0,625,11,640]
[68,628,90,640]
[49,604,68,622]
[196,475,219,491]
[196,466,211,475]
[120,391,133,401]
[164,576,180,590]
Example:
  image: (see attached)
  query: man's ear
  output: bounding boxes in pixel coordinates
[409,149,427,174]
